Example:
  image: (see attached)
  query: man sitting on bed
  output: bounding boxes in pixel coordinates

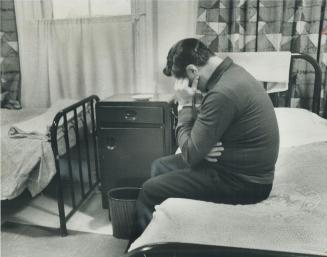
[135,38,279,237]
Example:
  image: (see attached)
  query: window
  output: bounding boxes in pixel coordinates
[91,0,131,16]
[52,0,131,19]
[51,0,155,92]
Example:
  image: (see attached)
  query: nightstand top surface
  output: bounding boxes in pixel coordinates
[102,93,174,103]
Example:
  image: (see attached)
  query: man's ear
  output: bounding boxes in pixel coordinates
[185,64,198,80]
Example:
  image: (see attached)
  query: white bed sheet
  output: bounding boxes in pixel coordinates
[0,105,91,200]
[1,108,56,200]
[131,142,327,255]
[130,109,327,255]
[275,107,327,148]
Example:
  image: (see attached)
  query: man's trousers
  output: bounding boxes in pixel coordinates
[135,154,272,236]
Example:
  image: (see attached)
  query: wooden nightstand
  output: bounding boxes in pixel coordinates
[96,94,177,208]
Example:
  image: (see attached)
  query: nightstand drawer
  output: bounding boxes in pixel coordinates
[97,106,164,124]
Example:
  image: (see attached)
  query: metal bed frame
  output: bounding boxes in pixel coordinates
[269,53,322,114]
[125,53,327,257]
[126,242,321,257]
[50,95,100,236]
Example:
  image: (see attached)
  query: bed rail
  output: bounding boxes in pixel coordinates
[272,53,322,115]
[290,53,322,114]
[126,243,322,257]
[50,95,100,236]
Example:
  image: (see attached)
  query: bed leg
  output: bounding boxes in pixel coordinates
[60,223,68,237]
[55,170,68,236]
[58,192,68,236]
[101,191,109,209]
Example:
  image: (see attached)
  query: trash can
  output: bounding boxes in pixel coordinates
[108,187,140,239]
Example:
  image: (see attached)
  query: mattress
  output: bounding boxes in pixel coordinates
[1,106,91,200]
[275,107,327,148]
[130,109,327,255]
[130,142,327,255]
[1,108,54,200]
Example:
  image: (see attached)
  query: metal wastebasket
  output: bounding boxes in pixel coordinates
[108,187,140,239]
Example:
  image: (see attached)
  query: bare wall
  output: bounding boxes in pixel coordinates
[154,0,198,93]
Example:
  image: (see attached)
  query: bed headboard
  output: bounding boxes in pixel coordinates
[216,52,325,118]
[282,53,323,116]
[269,53,327,119]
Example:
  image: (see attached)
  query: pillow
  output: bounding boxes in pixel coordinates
[275,107,327,148]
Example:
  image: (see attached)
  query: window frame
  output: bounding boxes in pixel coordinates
[50,0,156,93]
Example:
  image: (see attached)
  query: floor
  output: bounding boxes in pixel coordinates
[1,188,129,257]
[2,188,113,235]
[2,222,128,257]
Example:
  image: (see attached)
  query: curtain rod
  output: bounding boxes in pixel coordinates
[37,13,146,23]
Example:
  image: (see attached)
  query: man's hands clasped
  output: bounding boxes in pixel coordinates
[205,142,224,163]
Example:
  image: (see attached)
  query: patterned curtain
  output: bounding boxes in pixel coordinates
[196,0,327,115]
[0,0,21,109]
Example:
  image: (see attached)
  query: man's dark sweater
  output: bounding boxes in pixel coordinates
[176,57,279,184]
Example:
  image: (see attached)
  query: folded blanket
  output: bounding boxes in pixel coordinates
[8,99,78,139]
[216,51,292,93]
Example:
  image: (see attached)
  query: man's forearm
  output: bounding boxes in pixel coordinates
[176,106,194,142]
[175,92,237,167]
[175,106,200,166]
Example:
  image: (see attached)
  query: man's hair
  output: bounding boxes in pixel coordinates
[163,38,214,78]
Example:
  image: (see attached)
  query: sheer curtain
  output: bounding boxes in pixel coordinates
[43,16,135,104]
[15,1,135,108]
[14,0,53,107]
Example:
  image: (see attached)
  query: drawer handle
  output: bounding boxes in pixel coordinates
[106,145,116,151]
[124,110,137,121]
[106,137,116,151]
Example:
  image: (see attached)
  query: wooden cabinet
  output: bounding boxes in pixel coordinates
[96,94,176,208]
